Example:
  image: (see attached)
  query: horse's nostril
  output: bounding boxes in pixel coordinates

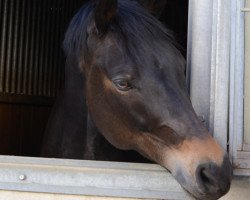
[198,165,217,191]
[196,161,231,197]
[200,168,213,186]
[196,164,217,193]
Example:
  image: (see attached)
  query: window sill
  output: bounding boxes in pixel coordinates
[0,156,193,200]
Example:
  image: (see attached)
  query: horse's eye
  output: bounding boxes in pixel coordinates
[113,79,132,91]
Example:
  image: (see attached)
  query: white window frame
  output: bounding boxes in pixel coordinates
[188,0,232,150]
[0,0,249,199]
[188,0,250,176]
[230,0,250,175]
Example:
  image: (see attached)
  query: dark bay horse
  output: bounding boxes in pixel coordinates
[42,0,232,199]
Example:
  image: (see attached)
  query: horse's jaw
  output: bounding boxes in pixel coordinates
[133,132,232,200]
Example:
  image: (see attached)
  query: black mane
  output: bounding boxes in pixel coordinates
[63,0,183,66]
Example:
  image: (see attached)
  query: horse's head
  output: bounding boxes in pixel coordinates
[64,0,232,199]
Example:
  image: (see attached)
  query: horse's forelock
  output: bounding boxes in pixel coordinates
[63,0,183,68]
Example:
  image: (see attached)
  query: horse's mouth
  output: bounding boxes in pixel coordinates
[133,131,232,200]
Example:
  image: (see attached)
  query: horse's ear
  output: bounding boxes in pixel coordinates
[138,0,168,19]
[94,0,118,35]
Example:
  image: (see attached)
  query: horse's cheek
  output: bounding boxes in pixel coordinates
[86,71,135,150]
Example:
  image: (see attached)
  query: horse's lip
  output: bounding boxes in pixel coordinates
[176,181,222,200]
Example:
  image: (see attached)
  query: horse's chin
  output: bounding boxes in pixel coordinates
[168,159,232,200]
[172,173,223,200]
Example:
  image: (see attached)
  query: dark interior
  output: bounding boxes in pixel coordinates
[0,0,189,158]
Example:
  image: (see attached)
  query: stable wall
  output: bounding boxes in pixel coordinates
[0,0,84,156]
[0,0,189,158]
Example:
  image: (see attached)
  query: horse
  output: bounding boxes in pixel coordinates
[41,0,232,199]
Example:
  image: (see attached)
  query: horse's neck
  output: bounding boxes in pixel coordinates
[41,57,87,159]
[84,114,122,161]
[83,114,99,159]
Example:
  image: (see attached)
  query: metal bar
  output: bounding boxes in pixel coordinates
[37,0,48,96]
[0,156,193,200]
[209,0,231,149]
[229,0,245,160]
[42,0,52,96]
[22,0,31,95]
[0,0,8,93]
[244,0,250,147]
[4,0,15,94]
[32,0,42,96]
[54,0,65,97]
[11,0,21,94]
[17,0,26,94]
[187,0,213,128]
[27,0,37,96]
[52,0,62,97]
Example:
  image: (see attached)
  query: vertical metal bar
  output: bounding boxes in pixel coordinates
[0,0,8,93]
[17,0,26,94]
[209,0,231,149]
[229,0,245,160]
[42,0,52,96]
[38,0,48,96]
[243,0,250,146]
[27,0,37,95]
[32,0,43,96]
[22,0,31,95]
[11,0,21,94]
[4,0,14,93]
[187,0,213,128]
[54,0,63,97]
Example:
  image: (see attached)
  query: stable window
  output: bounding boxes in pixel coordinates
[1,0,249,199]
[0,0,192,199]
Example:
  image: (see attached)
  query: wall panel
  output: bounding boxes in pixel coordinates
[0,0,85,156]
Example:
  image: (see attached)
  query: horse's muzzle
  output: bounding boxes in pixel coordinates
[195,155,232,200]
